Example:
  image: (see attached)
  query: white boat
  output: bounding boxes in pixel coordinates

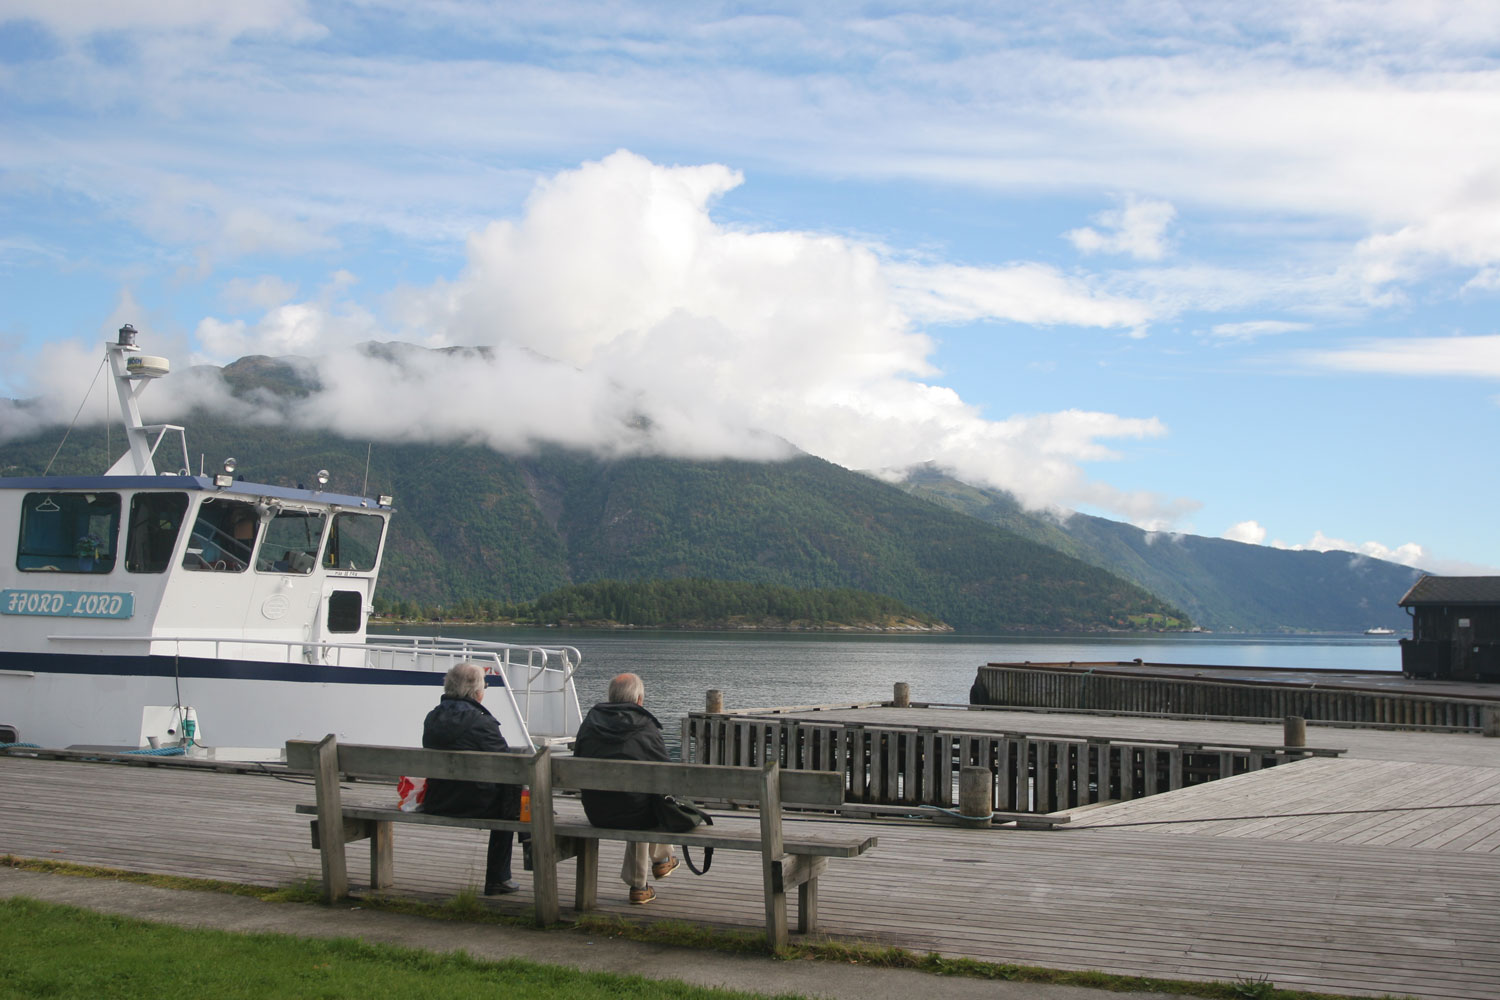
[0,325,582,760]
[1364,627,1396,636]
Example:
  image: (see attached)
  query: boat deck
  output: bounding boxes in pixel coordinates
[4,713,1498,1000]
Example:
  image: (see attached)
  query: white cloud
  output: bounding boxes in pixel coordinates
[221,275,299,311]
[1303,335,1500,378]
[1205,320,1311,342]
[1065,197,1177,261]
[887,261,1153,330]
[3,0,324,42]
[1224,520,1268,545]
[164,152,1193,524]
[1271,530,1425,569]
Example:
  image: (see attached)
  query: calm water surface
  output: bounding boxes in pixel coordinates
[376,627,1404,742]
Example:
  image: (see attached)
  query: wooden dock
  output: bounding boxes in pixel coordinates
[973,661,1500,730]
[4,712,1499,999]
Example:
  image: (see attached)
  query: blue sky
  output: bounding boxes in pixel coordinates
[2,2,1499,575]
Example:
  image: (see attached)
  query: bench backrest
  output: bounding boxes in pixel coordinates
[286,740,845,807]
[285,740,534,785]
[553,756,844,806]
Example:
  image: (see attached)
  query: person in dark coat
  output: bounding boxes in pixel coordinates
[572,672,678,904]
[422,661,523,895]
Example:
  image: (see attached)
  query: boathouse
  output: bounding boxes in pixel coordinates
[1399,575,1500,681]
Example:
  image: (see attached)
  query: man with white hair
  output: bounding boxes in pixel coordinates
[572,672,679,904]
[422,661,524,895]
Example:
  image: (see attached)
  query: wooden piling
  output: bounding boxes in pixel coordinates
[1284,715,1307,747]
[893,682,910,708]
[706,689,725,714]
[958,766,993,827]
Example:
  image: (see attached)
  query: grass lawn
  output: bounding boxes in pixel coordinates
[0,897,797,1000]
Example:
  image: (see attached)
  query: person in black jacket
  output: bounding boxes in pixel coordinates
[422,661,524,895]
[572,672,678,904]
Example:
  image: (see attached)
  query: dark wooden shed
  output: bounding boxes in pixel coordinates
[1398,575,1500,681]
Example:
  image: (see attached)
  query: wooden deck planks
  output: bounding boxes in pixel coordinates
[5,739,1500,1000]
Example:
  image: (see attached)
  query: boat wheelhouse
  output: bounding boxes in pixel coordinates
[0,325,582,758]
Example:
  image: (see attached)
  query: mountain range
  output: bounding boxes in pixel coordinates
[1,343,1422,632]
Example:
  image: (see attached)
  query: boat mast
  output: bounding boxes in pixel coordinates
[103,324,190,477]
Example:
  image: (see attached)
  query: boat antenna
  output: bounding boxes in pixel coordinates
[362,442,372,497]
[42,355,110,476]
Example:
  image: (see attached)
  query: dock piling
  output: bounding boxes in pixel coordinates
[893,682,910,708]
[1284,715,1307,748]
[958,766,993,827]
[706,689,725,714]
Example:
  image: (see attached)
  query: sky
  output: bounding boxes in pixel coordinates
[2,1,1499,575]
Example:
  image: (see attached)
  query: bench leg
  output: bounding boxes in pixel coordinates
[313,734,348,903]
[369,821,394,890]
[574,839,599,912]
[797,878,818,934]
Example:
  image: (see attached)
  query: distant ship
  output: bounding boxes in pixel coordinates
[1364,627,1397,636]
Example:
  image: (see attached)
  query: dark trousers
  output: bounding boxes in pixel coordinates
[483,784,529,888]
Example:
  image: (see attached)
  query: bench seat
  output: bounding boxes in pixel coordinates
[288,737,876,948]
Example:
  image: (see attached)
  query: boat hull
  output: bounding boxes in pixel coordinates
[0,650,479,753]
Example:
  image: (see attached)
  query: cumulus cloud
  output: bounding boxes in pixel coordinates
[1271,530,1425,569]
[1065,197,1177,261]
[156,152,1184,523]
[1223,520,1268,544]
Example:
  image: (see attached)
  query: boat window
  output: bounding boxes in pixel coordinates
[327,590,363,633]
[183,499,258,572]
[256,508,326,575]
[125,493,188,574]
[323,512,385,573]
[17,492,121,573]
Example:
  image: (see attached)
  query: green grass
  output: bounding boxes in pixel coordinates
[1,856,1417,1000]
[0,897,794,1000]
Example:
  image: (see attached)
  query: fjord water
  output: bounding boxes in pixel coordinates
[388,628,1403,741]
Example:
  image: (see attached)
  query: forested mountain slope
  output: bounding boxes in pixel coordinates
[898,468,1422,632]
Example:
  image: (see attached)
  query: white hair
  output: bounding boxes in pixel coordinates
[443,661,486,700]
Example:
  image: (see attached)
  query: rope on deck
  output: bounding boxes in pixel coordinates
[918,803,995,822]
[120,746,187,757]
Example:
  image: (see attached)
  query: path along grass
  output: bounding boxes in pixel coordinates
[0,897,795,1000]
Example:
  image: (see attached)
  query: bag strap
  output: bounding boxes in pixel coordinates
[682,845,713,875]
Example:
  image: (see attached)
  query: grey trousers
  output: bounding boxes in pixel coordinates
[622,841,674,889]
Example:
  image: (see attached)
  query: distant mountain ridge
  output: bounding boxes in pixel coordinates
[896,467,1422,632]
[6,341,1417,632]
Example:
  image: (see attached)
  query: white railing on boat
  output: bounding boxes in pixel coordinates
[43,633,582,740]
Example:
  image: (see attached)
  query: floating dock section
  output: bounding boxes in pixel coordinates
[972,660,1500,731]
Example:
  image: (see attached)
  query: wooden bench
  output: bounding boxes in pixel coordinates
[286,736,877,948]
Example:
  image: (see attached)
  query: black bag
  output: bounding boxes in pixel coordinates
[654,795,710,832]
[653,795,714,874]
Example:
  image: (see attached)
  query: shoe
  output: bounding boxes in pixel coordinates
[484,880,520,896]
[628,885,656,905]
[652,856,680,880]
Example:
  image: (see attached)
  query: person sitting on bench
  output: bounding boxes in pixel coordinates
[421,662,526,896]
[572,672,679,904]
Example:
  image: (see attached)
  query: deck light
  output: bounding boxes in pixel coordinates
[316,469,329,488]
[213,473,233,488]
[377,494,393,508]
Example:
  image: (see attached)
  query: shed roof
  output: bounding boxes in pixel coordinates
[1398,575,1500,607]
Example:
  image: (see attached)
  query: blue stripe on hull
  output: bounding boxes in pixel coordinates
[0,650,497,687]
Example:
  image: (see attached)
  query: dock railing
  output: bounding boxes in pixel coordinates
[682,709,1342,814]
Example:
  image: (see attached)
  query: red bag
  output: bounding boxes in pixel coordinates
[396,775,426,812]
